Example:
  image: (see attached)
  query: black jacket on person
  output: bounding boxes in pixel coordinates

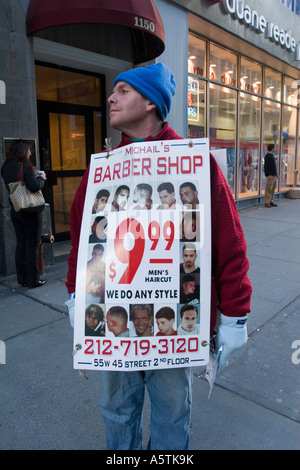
[1,160,44,199]
[1,159,45,287]
[264,152,277,177]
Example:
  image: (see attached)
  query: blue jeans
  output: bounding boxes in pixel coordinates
[100,367,193,450]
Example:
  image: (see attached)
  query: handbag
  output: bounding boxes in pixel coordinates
[8,164,45,213]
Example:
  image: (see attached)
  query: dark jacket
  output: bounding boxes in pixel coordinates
[2,160,44,198]
[264,152,277,177]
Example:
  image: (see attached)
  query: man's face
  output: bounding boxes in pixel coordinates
[96,196,108,212]
[92,248,103,265]
[116,190,129,209]
[108,82,150,132]
[159,190,175,207]
[85,313,99,331]
[132,309,150,335]
[181,309,197,332]
[180,186,198,206]
[182,249,197,268]
[133,188,151,207]
[156,317,174,335]
[182,281,196,295]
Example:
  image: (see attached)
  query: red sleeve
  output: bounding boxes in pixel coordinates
[66,166,90,294]
[210,153,252,328]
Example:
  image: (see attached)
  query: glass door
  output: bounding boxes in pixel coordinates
[36,64,105,240]
[49,111,87,236]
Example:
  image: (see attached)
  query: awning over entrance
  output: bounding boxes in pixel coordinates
[26,0,165,64]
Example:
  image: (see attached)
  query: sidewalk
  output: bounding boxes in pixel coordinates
[0,198,299,450]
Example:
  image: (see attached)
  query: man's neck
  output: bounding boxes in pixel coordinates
[119,119,163,141]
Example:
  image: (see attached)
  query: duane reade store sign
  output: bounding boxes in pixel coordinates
[222,0,300,59]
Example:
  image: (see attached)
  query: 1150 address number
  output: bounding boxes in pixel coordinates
[134,16,155,32]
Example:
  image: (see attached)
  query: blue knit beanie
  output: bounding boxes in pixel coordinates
[114,63,176,121]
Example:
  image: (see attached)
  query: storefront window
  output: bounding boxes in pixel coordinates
[261,100,281,192]
[49,113,86,171]
[35,65,101,106]
[209,44,237,88]
[188,35,206,139]
[238,93,261,197]
[188,34,206,77]
[281,104,297,189]
[298,110,300,186]
[188,77,206,138]
[240,58,262,95]
[209,84,237,193]
[283,76,299,106]
[264,68,282,101]
[188,33,300,202]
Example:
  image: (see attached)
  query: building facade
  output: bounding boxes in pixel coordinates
[1,0,299,275]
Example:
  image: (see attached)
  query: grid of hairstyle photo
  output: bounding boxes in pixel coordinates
[84,180,201,338]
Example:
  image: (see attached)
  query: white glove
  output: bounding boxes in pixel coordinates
[65,294,75,328]
[216,314,248,367]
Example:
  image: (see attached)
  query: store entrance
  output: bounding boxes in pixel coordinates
[35,64,105,241]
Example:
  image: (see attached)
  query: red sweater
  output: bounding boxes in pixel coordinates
[66,123,252,332]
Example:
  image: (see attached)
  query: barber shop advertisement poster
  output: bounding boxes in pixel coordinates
[73,139,211,371]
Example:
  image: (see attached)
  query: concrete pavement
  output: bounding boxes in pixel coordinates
[0,198,299,450]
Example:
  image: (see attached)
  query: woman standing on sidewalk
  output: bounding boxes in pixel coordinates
[1,139,47,288]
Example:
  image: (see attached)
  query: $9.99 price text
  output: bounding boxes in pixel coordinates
[108,216,176,284]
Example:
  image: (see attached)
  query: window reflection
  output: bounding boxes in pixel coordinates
[36,65,101,106]
[209,84,237,193]
[262,100,281,192]
[298,112,300,187]
[49,113,87,171]
[209,44,237,87]
[283,76,299,106]
[238,93,261,197]
[188,77,205,138]
[240,58,262,95]
[264,68,282,101]
[93,111,103,154]
[281,104,297,189]
[187,34,300,200]
[188,34,206,77]
[53,177,82,234]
